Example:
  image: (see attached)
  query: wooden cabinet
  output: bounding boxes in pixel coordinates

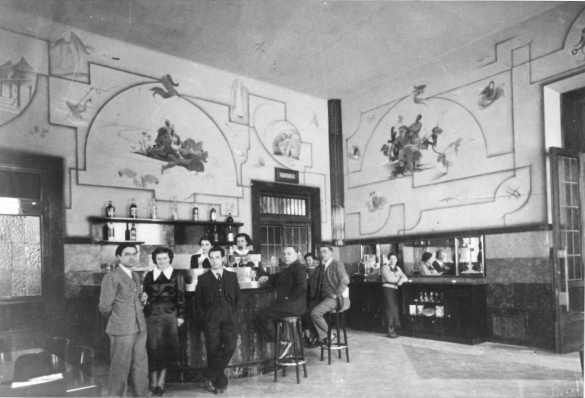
[346,281,487,345]
[400,282,487,344]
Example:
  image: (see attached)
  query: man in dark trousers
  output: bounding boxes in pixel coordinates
[98,243,149,397]
[258,246,307,359]
[194,246,241,394]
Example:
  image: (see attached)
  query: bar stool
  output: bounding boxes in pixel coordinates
[274,316,307,384]
[320,297,349,365]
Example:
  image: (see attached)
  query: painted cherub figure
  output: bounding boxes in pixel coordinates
[161,138,208,174]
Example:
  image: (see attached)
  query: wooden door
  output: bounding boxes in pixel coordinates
[251,181,321,262]
[0,149,64,349]
[550,147,584,353]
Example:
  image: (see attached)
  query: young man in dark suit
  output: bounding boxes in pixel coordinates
[258,246,307,359]
[194,246,241,394]
[98,243,149,397]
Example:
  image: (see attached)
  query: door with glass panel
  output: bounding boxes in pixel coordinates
[251,181,321,264]
[550,147,584,353]
[0,150,65,349]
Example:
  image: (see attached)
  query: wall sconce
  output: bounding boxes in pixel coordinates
[332,205,345,246]
[557,247,567,259]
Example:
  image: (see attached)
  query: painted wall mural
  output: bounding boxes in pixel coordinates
[0,11,331,238]
[344,6,585,238]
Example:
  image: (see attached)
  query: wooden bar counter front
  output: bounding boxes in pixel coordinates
[179,280,277,382]
[79,269,278,383]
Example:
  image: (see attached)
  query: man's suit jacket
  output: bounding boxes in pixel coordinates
[191,254,211,269]
[432,260,446,273]
[316,259,350,312]
[194,269,241,323]
[266,259,307,315]
[98,266,146,335]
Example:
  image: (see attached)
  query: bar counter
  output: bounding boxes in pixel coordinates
[347,277,488,344]
[79,272,277,382]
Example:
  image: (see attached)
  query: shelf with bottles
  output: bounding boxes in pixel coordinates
[98,240,146,245]
[89,216,243,227]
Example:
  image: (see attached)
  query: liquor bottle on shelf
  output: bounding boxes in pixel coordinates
[430,292,435,302]
[130,198,138,218]
[424,292,429,302]
[130,223,137,241]
[226,213,234,223]
[227,225,234,243]
[192,204,199,221]
[151,198,158,220]
[172,197,178,220]
[107,222,115,240]
[210,207,217,222]
[419,291,424,302]
[213,225,219,243]
[103,224,110,241]
[125,223,131,241]
[106,201,115,218]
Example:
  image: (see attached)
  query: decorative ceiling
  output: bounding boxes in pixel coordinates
[1,0,563,99]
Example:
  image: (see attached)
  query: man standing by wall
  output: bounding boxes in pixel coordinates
[98,243,149,397]
[258,246,307,359]
[310,246,350,346]
[194,246,241,394]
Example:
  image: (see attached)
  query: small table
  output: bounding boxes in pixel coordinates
[0,348,101,397]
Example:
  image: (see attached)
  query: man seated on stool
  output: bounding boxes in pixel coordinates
[191,236,212,269]
[303,253,320,346]
[309,246,350,347]
[258,246,307,359]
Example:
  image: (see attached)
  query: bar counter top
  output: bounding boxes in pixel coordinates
[350,276,487,285]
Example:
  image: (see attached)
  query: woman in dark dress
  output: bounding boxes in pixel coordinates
[142,247,185,396]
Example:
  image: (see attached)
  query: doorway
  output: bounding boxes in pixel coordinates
[251,180,321,262]
[0,149,65,349]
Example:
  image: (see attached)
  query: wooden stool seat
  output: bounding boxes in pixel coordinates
[274,316,308,384]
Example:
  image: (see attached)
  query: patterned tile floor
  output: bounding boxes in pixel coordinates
[96,329,583,397]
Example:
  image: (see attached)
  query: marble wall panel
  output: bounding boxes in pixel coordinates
[492,312,526,339]
[487,257,551,283]
[65,244,101,272]
[65,270,94,298]
[486,231,550,259]
[514,283,554,312]
[486,283,515,308]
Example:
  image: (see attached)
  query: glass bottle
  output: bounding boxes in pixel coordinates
[107,222,115,240]
[172,197,178,220]
[106,201,115,218]
[130,223,137,241]
[125,223,130,241]
[103,224,110,241]
[227,225,234,243]
[210,207,216,222]
[192,205,199,222]
[226,213,234,223]
[130,198,138,218]
[151,198,158,220]
[213,225,219,242]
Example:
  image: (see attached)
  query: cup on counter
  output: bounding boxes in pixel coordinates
[416,305,424,315]
[409,305,416,315]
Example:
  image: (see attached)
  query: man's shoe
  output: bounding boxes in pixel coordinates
[319,337,331,347]
[388,331,399,339]
[204,377,218,394]
[304,337,319,348]
[279,340,292,359]
[217,388,226,394]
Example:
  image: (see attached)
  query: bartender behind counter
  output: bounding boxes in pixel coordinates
[233,233,268,279]
[191,236,212,268]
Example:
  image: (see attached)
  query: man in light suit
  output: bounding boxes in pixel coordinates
[310,246,350,346]
[194,246,241,394]
[98,243,149,397]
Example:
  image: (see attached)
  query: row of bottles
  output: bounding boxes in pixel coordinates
[415,290,444,303]
[105,200,234,223]
[102,222,137,241]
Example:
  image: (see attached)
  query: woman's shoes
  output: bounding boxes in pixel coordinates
[153,386,164,397]
[387,328,399,338]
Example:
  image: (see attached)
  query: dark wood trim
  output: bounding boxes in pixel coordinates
[251,180,321,252]
[64,236,93,244]
[343,223,551,246]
